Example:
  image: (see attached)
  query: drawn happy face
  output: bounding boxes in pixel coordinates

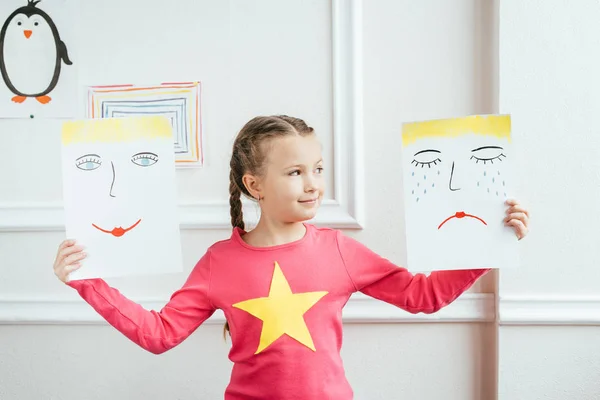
[401,115,516,271]
[61,117,177,242]
[61,116,183,280]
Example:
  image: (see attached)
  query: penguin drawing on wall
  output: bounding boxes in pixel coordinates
[0,0,72,104]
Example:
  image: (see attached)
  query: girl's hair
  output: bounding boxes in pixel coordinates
[223,115,314,339]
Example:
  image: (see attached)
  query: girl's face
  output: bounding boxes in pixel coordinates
[257,134,325,224]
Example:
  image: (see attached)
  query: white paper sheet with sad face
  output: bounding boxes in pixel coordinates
[401,114,519,272]
[61,116,183,280]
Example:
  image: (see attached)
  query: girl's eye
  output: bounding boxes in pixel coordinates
[288,169,301,176]
[316,167,324,174]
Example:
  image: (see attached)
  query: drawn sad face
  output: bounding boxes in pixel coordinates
[401,115,515,271]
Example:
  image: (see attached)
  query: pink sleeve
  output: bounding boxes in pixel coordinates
[336,231,490,314]
[67,250,216,354]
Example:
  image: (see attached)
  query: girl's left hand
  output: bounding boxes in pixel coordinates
[504,199,530,240]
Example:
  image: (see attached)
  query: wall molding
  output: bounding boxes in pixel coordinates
[0,293,494,325]
[498,295,600,326]
[0,0,364,232]
[8,294,600,326]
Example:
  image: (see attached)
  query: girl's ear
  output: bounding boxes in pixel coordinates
[242,173,262,201]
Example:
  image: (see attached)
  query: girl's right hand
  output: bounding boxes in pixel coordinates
[53,239,86,283]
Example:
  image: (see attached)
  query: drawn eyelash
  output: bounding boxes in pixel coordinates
[411,158,441,168]
[131,152,159,167]
[470,154,506,164]
[75,154,102,171]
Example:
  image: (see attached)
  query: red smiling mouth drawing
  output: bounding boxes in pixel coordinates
[92,219,142,237]
[438,212,487,230]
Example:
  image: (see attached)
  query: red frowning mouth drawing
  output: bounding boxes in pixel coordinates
[92,219,142,237]
[438,212,486,230]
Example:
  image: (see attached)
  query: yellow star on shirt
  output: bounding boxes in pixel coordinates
[232,261,328,354]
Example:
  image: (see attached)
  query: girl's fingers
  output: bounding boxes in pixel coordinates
[506,218,527,240]
[56,239,76,259]
[506,205,530,218]
[53,240,85,283]
[62,251,87,267]
[59,264,81,283]
[56,246,85,268]
[60,244,85,259]
[505,199,530,216]
[504,212,529,227]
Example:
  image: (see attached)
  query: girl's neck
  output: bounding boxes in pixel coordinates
[241,219,307,248]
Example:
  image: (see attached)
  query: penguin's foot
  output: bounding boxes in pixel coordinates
[11,96,26,103]
[36,95,51,104]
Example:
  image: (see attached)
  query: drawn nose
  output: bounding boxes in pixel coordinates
[449,161,461,191]
[109,161,117,198]
[23,30,32,39]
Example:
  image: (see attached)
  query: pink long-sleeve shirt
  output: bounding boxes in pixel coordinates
[68,223,489,399]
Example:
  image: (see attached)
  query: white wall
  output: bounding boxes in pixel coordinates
[498,0,600,399]
[0,0,515,399]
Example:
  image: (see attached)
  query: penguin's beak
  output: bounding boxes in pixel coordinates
[23,30,32,39]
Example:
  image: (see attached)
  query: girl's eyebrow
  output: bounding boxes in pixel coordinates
[284,163,303,169]
[284,159,323,169]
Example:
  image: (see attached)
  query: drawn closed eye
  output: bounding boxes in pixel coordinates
[75,154,102,171]
[131,152,159,167]
[471,146,506,164]
[411,149,441,168]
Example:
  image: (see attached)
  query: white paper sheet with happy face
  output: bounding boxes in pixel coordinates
[61,116,183,280]
[401,114,519,272]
